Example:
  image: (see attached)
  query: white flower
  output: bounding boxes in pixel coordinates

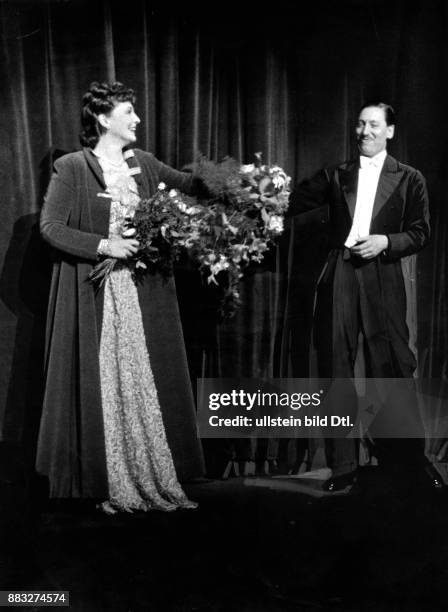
[249,237,269,253]
[231,244,249,261]
[179,205,200,216]
[258,176,274,195]
[158,182,167,190]
[184,230,201,247]
[169,189,177,198]
[272,174,287,189]
[207,274,218,286]
[266,215,284,233]
[122,228,136,237]
[210,257,230,275]
[240,163,255,174]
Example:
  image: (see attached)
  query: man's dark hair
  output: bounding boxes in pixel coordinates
[358,102,396,126]
[79,81,136,148]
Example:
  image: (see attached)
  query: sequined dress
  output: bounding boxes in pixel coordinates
[96,156,197,513]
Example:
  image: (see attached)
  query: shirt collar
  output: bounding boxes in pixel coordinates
[359,149,387,169]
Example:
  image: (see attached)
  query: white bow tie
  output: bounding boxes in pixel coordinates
[360,155,383,169]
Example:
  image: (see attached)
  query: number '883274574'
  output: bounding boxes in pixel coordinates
[0,592,69,607]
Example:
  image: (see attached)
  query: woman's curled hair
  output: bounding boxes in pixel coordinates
[79,81,136,148]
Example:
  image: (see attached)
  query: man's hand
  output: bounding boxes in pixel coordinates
[350,235,388,259]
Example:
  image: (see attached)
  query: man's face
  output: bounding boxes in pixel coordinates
[356,106,395,158]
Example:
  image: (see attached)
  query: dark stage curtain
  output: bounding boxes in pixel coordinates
[0,0,447,461]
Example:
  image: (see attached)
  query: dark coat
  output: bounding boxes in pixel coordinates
[288,154,430,376]
[289,155,430,258]
[36,148,205,498]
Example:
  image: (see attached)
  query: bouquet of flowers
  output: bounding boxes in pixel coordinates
[88,184,204,286]
[89,153,291,318]
[189,152,291,316]
[127,184,204,278]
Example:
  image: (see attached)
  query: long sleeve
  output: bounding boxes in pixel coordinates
[288,169,331,217]
[135,149,211,197]
[285,169,330,234]
[158,159,196,194]
[387,170,430,259]
[141,152,195,194]
[40,156,105,261]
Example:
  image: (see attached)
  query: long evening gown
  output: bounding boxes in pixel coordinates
[96,155,197,513]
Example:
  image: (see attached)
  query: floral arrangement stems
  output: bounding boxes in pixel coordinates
[89,258,117,288]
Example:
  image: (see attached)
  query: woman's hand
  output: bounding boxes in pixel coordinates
[108,236,140,259]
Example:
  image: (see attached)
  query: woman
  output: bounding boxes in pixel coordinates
[36,82,204,513]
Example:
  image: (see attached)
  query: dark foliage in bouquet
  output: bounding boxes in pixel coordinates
[131,186,200,279]
[188,152,291,317]
[89,185,202,287]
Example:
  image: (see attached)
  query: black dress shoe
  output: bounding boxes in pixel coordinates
[424,464,445,489]
[322,471,357,492]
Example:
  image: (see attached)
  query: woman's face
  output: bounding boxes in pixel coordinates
[101,101,140,145]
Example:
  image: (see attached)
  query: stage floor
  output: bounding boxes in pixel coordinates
[1,455,448,611]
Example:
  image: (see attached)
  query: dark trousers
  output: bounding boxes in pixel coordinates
[314,250,421,475]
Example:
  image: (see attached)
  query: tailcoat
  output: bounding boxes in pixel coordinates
[289,154,430,377]
[36,148,205,498]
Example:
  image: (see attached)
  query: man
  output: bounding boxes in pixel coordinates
[290,102,433,491]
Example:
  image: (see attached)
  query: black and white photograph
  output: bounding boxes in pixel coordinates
[0,0,447,610]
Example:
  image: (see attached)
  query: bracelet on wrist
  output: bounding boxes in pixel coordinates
[97,239,112,257]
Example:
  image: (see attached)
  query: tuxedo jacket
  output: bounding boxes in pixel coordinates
[289,154,430,262]
[287,154,430,375]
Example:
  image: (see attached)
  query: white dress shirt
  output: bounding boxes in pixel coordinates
[344,149,387,248]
